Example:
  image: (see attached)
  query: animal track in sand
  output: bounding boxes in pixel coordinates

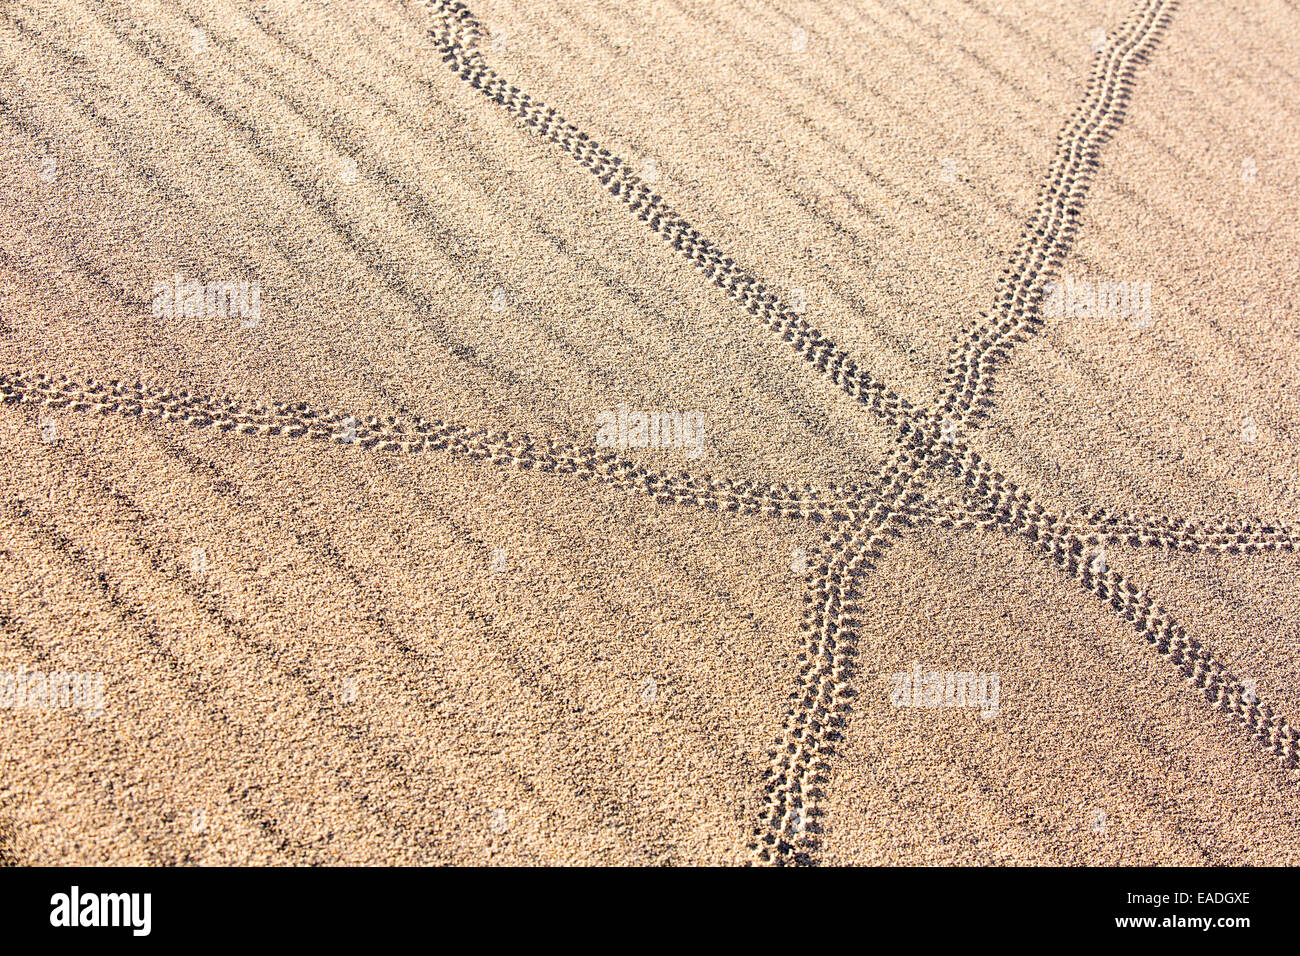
[414,0,1298,865]
[7,0,1298,865]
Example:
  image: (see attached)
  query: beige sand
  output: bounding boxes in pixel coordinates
[0,0,1297,865]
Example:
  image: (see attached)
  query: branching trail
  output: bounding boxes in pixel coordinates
[401,0,1298,863]
[751,449,926,865]
[5,0,1297,865]
[407,0,921,431]
[0,370,867,521]
[940,0,1181,423]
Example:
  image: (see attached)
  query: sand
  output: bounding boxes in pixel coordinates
[0,0,1297,865]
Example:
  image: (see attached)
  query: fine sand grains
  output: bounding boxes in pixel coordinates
[1,0,1298,864]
